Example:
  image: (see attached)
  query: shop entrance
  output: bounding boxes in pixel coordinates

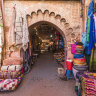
[26,21,67,73]
[28,21,66,55]
[20,21,76,96]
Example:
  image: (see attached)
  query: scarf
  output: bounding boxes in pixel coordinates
[8,6,16,46]
[22,11,29,51]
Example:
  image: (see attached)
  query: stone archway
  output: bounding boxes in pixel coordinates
[28,21,67,59]
[26,9,75,58]
[7,9,80,60]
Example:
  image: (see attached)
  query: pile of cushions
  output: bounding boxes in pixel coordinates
[72,43,88,78]
[0,57,24,91]
[54,51,65,78]
[71,42,88,93]
[55,52,65,66]
[76,72,96,96]
[73,45,86,66]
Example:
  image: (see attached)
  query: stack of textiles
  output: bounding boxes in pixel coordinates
[72,43,88,78]
[55,52,65,67]
[0,68,24,91]
[54,51,65,78]
[75,72,96,96]
[0,57,24,91]
[73,44,86,66]
[72,42,88,94]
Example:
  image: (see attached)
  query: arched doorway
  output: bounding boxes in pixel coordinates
[26,9,74,59]
[23,9,75,75]
[21,19,76,96]
[28,21,67,60]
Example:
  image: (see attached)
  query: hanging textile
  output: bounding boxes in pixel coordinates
[0,0,4,65]
[89,14,96,71]
[85,0,95,55]
[8,6,16,46]
[94,13,96,45]
[22,11,29,51]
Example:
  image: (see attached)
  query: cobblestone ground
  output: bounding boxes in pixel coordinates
[0,52,76,96]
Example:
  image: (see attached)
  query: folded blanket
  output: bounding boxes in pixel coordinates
[73,65,88,71]
[0,68,24,79]
[77,72,96,96]
[0,78,22,91]
[74,54,84,58]
[75,50,84,54]
[3,58,23,65]
[1,64,23,71]
[73,58,86,65]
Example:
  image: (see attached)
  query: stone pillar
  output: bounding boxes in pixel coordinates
[0,3,4,66]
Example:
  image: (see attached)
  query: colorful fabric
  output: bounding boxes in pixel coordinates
[89,46,96,71]
[85,14,95,55]
[73,58,86,65]
[94,13,96,44]
[75,50,84,54]
[85,0,95,55]
[71,44,76,54]
[0,68,24,79]
[0,68,24,91]
[74,54,84,58]
[77,72,96,96]
[82,32,87,48]
[76,45,83,49]
[22,11,29,51]
[0,79,19,91]
[76,48,84,51]
[73,65,88,71]
[86,17,90,42]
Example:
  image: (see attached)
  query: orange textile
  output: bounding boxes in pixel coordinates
[3,58,23,65]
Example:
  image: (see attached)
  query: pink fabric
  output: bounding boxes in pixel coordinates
[71,44,76,54]
[94,80,96,89]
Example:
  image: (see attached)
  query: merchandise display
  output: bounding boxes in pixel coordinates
[75,72,96,96]
[0,66,24,91]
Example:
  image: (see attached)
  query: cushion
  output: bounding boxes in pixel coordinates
[0,68,24,79]
[0,79,19,91]
[1,65,9,71]
[73,58,86,65]
[3,57,23,65]
[15,64,23,71]
[8,65,16,71]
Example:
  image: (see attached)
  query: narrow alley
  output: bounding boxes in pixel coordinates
[0,52,76,96]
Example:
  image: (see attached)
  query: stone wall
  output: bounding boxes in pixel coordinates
[4,0,81,58]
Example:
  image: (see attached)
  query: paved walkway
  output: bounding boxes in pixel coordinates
[0,52,76,96]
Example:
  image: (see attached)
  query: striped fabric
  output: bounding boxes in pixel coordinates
[83,77,96,96]
[0,79,19,91]
[77,72,96,96]
[0,67,24,91]
[73,58,86,65]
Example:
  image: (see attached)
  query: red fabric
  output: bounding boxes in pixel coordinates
[56,32,60,35]
[66,60,73,70]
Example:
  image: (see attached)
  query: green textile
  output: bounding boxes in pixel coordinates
[89,47,96,71]
[89,47,94,71]
[87,17,90,42]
